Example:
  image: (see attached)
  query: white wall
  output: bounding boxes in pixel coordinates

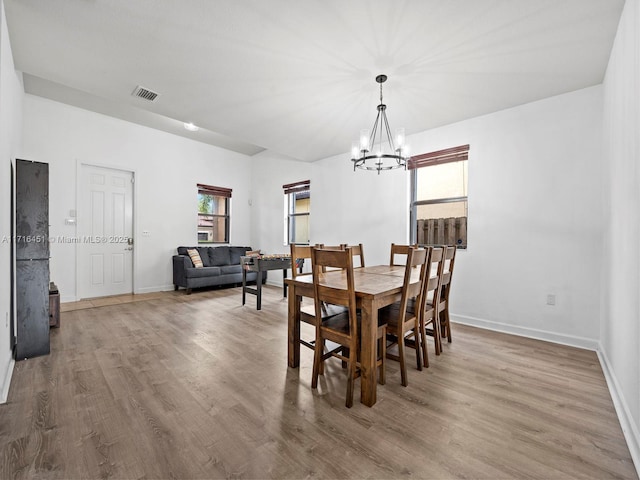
[250,150,311,287]
[311,86,603,349]
[21,95,254,301]
[601,0,640,469]
[0,0,23,402]
[311,157,409,266]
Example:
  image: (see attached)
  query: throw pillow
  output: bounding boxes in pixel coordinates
[196,247,212,267]
[187,248,204,268]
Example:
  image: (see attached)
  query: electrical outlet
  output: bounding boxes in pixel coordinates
[546,294,556,306]
[5,312,8,328]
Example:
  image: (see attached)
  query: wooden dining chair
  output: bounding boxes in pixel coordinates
[438,245,457,346]
[417,247,445,360]
[341,243,365,268]
[389,243,418,266]
[310,247,386,407]
[378,247,428,386]
[290,244,345,354]
[314,244,345,272]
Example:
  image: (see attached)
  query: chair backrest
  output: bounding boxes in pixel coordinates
[341,243,365,268]
[290,244,312,279]
[310,247,358,334]
[315,244,344,250]
[419,247,445,315]
[439,246,457,307]
[314,244,346,272]
[397,247,429,319]
[390,243,418,266]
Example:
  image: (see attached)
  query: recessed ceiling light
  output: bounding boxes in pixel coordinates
[184,122,199,132]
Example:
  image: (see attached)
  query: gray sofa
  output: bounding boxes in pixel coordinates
[173,246,266,294]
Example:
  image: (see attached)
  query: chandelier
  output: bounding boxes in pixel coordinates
[351,74,409,174]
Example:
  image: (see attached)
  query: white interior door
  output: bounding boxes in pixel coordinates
[78,165,133,299]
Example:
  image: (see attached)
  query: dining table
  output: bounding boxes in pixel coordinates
[285,264,421,407]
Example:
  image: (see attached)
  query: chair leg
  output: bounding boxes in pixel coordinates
[413,325,423,371]
[311,335,323,389]
[345,346,357,408]
[444,309,452,343]
[398,330,408,387]
[420,319,429,368]
[433,317,442,356]
[319,339,326,375]
[378,329,386,385]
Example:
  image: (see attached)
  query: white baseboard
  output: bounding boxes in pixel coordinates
[597,346,640,476]
[0,357,15,404]
[62,285,175,302]
[452,314,599,351]
[135,284,175,294]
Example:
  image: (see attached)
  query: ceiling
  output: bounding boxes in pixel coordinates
[4,0,625,162]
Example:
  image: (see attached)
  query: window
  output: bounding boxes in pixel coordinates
[283,180,310,245]
[197,183,231,244]
[409,145,469,248]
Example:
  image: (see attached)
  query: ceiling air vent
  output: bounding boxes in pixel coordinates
[131,85,159,102]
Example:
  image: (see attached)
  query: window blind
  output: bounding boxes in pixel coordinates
[407,144,470,170]
[197,183,232,198]
[283,180,310,195]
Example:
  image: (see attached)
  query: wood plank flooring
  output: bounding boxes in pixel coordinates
[0,286,636,479]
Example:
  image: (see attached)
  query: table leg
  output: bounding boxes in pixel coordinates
[256,271,262,310]
[242,267,247,305]
[288,287,301,368]
[360,298,378,407]
[282,268,288,298]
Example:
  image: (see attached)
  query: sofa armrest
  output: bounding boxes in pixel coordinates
[172,255,193,287]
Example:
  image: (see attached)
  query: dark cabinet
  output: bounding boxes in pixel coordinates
[15,159,50,359]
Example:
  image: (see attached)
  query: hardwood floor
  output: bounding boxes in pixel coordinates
[0,286,636,479]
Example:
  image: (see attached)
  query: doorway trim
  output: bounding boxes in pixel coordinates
[75,160,137,301]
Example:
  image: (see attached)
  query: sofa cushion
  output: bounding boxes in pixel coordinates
[229,246,250,265]
[187,249,204,268]
[209,246,231,266]
[220,264,242,275]
[184,266,221,278]
[177,246,190,256]
[196,247,213,267]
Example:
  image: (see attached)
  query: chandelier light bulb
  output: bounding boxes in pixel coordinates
[351,142,360,158]
[360,129,370,151]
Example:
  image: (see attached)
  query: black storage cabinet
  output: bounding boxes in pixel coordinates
[15,159,50,359]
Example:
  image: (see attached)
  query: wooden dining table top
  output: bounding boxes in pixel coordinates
[286,264,419,292]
